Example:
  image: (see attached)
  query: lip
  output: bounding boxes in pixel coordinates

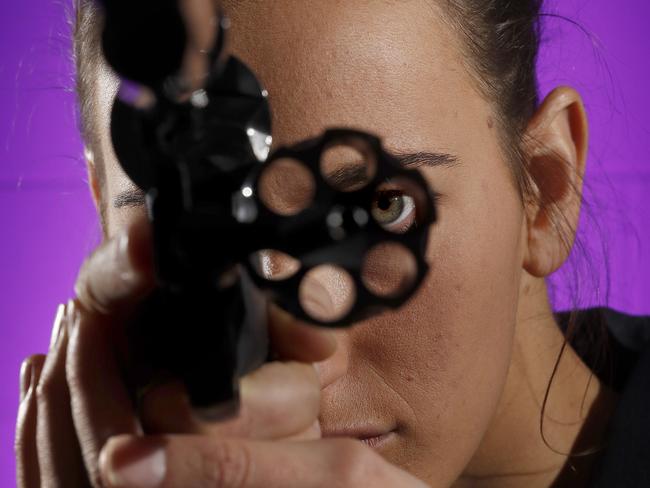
[322,426,397,449]
[359,431,395,449]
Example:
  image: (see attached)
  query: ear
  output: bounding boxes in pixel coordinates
[85,146,103,212]
[522,86,589,277]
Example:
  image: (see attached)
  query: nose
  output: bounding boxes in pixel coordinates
[314,329,350,390]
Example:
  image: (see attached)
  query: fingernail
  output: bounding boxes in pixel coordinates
[19,359,33,403]
[49,303,67,351]
[102,437,166,488]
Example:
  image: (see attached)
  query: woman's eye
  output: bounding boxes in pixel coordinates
[371,189,416,233]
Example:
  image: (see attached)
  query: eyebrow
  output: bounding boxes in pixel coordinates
[327,150,459,190]
[112,151,458,208]
[392,150,459,169]
[113,187,146,208]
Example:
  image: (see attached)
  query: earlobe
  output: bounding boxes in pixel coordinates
[522,86,589,277]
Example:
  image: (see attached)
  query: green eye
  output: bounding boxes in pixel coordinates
[371,190,416,232]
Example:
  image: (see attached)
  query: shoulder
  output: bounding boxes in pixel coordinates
[555,307,650,392]
[601,308,650,351]
[558,308,650,487]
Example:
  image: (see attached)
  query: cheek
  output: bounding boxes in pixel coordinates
[350,162,526,482]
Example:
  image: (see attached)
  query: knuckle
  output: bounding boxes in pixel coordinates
[34,362,65,405]
[65,343,91,394]
[74,232,150,315]
[74,238,123,315]
[199,441,253,488]
[74,253,95,299]
[75,259,109,316]
[34,374,55,405]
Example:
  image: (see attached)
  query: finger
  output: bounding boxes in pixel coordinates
[268,303,337,362]
[177,0,218,93]
[15,354,46,488]
[139,361,320,440]
[68,215,154,486]
[36,302,89,487]
[74,213,154,316]
[67,299,143,487]
[100,435,429,488]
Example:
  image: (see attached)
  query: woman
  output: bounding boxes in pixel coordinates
[15,0,641,486]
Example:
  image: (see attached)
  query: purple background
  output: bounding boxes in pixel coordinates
[1,0,648,484]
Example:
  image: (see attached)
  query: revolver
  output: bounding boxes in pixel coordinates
[100,0,436,420]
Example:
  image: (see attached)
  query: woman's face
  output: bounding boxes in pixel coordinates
[94,1,529,484]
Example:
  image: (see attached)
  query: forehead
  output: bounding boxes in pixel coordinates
[97,0,476,148]
[216,0,474,149]
[96,0,491,228]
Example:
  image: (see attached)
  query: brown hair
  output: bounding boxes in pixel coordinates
[441,0,543,199]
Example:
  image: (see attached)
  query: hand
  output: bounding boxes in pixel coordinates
[99,433,430,488]
[14,214,336,487]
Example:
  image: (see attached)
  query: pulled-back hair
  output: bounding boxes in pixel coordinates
[73,0,103,168]
[442,0,543,197]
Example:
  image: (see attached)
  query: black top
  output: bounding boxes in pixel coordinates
[556,308,650,487]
